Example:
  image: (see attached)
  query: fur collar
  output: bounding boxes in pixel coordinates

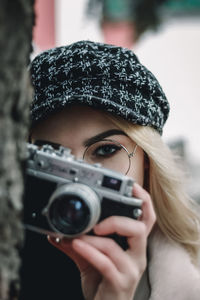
[134,229,200,300]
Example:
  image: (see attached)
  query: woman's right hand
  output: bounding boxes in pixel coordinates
[48,183,156,300]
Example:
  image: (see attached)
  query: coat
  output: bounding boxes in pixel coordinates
[134,229,200,300]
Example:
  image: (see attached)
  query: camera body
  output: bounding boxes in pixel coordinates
[24,143,142,241]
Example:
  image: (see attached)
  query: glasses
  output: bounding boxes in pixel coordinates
[83,139,137,175]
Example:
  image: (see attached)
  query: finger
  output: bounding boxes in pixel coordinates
[133,183,156,234]
[94,216,147,256]
[78,234,128,272]
[48,236,76,260]
[72,238,121,284]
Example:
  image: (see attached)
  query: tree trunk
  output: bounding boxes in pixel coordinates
[0,1,34,299]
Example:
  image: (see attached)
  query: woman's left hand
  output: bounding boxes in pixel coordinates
[49,183,156,300]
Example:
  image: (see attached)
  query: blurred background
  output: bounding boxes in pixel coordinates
[32,0,200,202]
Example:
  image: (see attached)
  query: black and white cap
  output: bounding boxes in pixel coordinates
[30,40,170,134]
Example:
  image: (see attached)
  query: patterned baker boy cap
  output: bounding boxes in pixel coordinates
[30,40,170,134]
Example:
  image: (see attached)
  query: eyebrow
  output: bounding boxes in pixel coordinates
[84,129,127,147]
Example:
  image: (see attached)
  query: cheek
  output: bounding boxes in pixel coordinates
[126,149,144,186]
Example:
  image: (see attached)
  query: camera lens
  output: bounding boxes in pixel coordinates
[49,194,90,235]
[46,183,101,237]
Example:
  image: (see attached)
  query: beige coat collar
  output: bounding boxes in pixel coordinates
[134,229,200,300]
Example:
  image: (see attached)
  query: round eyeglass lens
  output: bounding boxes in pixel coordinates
[83,140,131,174]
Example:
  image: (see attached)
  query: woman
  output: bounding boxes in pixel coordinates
[27,40,200,299]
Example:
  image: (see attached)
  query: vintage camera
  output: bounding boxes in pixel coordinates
[24,143,142,245]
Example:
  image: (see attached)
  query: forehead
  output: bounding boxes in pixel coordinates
[31,105,120,142]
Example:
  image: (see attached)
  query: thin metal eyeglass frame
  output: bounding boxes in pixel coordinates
[83,138,138,175]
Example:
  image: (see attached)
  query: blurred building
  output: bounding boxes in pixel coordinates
[86,0,167,48]
[33,0,55,53]
[33,0,200,51]
[86,0,200,48]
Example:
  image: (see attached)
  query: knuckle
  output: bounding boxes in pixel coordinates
[130,260,146,281]
[138,222,147,236]
[117,275,132,291]
[128,268,139,281]
[130,222,147,240]
[125,268,142,288]
[116,260,147,292]
[144,191,151,203]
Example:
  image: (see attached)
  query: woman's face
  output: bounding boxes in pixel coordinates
[31,106,145,186]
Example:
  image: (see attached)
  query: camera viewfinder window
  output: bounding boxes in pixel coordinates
[102,176,122,191]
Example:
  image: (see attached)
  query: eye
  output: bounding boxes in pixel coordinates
[92,143,121,158]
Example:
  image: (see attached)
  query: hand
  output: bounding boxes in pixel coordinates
[48,183,156,300]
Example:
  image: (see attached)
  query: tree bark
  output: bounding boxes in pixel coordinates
[0,1,34,299]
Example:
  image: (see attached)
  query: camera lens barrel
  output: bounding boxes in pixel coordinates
[45,183,101,237]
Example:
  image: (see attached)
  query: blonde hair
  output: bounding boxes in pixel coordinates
[107,114,200,265]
